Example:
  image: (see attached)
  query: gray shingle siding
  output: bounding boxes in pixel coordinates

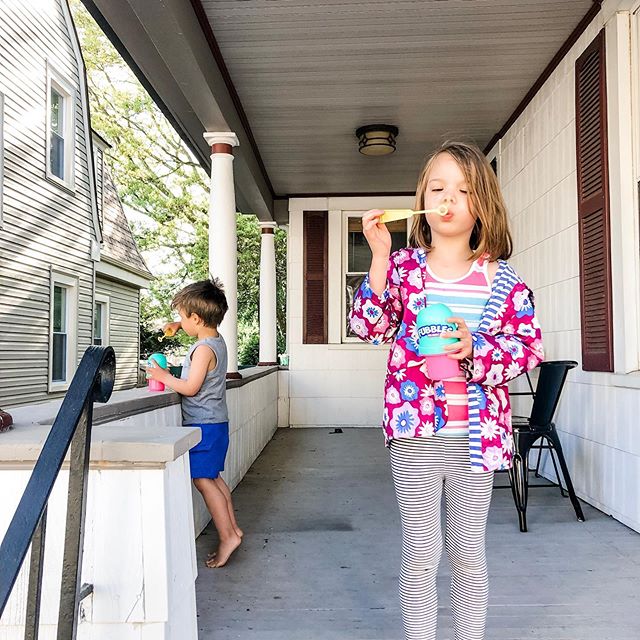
[95,276,140,390]
[0,0,96,407]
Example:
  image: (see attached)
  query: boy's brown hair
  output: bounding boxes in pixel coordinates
[171,279,228,328]
[409,141,513,261]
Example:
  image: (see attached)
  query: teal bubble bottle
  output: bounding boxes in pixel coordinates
[148,352,167,391]
[416,303,461,380]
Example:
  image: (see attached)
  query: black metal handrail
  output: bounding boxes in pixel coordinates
[0,346,116,639]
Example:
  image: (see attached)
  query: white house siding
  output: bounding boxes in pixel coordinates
[498,1,640,532]
[95,275,140,390]
[0,0,97,407]
[1,368,280,638]
[0,451,198,640]
[287,197,413,431]
[103,370,280,535]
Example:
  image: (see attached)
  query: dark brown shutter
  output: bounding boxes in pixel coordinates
[303,211,328,344]
[575,30,613,372]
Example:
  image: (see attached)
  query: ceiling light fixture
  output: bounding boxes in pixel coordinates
[355,124,399,156]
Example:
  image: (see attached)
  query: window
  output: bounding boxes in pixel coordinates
[343,212,408,341]
[94,295,109,346]
[52,285,67,381]
[46,67,75,189]
[50,88,65,179]
[49,272,78,390]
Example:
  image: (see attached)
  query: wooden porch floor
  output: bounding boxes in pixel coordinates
[194,428,640,639]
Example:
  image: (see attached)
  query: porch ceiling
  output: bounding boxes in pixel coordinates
[82,0,596,220]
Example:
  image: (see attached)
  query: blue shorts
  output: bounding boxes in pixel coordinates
[186,422,229,479]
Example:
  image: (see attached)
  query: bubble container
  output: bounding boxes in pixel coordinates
[148,352,167,392]
[416,303,461,380]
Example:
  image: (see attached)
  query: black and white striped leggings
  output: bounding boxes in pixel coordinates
[389,436,494,640]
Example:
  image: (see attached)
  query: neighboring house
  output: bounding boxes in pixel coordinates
[93,132,152,390]
[0,0,150,408]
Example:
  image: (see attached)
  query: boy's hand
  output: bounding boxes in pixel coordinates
[147,360,169,382]
[162,321,181,337]
[442,317,473,360]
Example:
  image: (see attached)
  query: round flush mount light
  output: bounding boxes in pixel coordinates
[355,124,399,156]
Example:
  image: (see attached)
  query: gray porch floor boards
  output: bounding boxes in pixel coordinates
[195,428,640,640]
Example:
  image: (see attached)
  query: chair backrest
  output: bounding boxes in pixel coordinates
[528,360,578,429]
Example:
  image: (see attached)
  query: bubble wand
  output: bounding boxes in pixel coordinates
[378,204,448,224]
[158,325,178,343]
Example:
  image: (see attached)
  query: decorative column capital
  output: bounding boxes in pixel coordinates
[259,222,277,234]
[203,132,239,155]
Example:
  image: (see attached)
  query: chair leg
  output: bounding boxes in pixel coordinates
[544,436,567,497]
[533,441,544,478]
[508,450,530,532]
[546,429,585,522]
[531,437,567,497]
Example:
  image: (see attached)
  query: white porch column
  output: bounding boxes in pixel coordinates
[258,222,278,365]
[203,132,241,378]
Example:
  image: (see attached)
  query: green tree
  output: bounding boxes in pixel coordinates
[70,0,287,362]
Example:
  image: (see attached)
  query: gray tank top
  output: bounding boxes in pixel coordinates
[180,336,228,425]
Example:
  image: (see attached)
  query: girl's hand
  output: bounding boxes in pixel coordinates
[147,360,169,382]
[361,209,392,259]
[162,321,181,337]
[443,317,473,360]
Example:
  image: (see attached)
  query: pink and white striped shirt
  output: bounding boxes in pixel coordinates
[423,258,491,437]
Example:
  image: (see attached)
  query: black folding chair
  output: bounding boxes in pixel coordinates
[508,360,585,532]
[511,369,567,497]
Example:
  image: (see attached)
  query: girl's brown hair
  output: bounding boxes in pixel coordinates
[408,141,513,260]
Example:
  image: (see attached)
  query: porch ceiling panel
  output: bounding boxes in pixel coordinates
[84,0,596,215]
[200,0,594,195]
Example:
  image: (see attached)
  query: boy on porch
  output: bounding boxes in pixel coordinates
[147,279,243,568]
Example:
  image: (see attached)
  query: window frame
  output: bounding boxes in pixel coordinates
[45,65,76,191]
[341,210,408,343]
[93,294,110,347]
[49,270,78,392]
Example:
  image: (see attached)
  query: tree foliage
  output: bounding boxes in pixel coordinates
[70,0,287,363]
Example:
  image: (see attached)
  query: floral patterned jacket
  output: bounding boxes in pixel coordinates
[348,248,544,472]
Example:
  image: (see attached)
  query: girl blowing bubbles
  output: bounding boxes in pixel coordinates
[349,142,543,640]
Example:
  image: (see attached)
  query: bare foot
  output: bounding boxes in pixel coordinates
[206,534,241,568]
[208,529,243,560]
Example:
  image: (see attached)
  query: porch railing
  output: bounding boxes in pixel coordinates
[0,346,116,639]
